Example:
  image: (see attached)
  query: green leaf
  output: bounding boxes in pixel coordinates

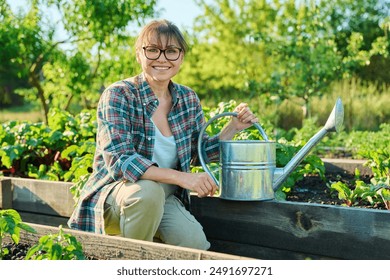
[17,223,37,234]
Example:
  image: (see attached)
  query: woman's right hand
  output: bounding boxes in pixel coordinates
[141,166,217,198]
[177,172,218,198]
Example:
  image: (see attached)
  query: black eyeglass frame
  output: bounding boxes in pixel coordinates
[142,46,183,61]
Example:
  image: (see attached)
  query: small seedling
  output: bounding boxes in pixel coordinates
[0,209,37,259]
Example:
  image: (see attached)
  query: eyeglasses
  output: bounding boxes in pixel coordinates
[142,46,183,61]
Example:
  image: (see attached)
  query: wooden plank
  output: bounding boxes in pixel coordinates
[18,211,70,227]
[322,158,372,175]
[0,178,13,209]
[3,223,252,260]
[209,239,335,260]
[10,177,74,217]
[191,196,390,260]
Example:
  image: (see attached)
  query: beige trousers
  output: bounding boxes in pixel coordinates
[103,180,210,250]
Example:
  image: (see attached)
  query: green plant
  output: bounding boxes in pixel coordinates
[377,187,390,210]
[274,140,326,200]
[0,108,96,181]
[0,209,36,259]
[330,149,390,209]
[330,180,379,207]
[25,225,86,260]
[361,149,390,183]
[69,173,91,203]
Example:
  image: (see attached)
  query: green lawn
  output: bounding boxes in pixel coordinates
[0,105,43,123]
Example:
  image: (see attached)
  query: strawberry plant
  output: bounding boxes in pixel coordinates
[25,225,86,260]
[0,209,37,259]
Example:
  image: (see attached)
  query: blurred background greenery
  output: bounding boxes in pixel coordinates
[1,0,389,132]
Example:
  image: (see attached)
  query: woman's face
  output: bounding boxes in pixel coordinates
[137,35,184,85]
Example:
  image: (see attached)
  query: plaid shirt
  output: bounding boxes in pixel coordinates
[68,73,220,234]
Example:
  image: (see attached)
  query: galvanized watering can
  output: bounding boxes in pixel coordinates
[197,98,344,201]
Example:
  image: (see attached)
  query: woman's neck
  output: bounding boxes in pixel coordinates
[144,75,170,98]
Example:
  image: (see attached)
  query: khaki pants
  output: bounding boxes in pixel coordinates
[103,180,210,250]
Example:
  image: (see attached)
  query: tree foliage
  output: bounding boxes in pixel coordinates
[177,0,389,117]
[1,0,156,122]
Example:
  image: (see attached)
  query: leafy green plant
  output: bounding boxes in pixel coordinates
[25,225,86,260]
[330,180,379,207]
[0,108,96,182]
[274,139,326,200]
[377,187,390,210]
[0,209,37,259]
[69,173,91,203]
[361,148,390,183]
[330,148,390,209]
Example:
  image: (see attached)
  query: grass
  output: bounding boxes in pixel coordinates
[0,104,43,123]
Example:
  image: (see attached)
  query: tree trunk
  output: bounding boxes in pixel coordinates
[29,72,48,124]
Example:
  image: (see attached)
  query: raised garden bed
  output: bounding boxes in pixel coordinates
[1,159,389,260]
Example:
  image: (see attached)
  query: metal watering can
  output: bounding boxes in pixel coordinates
[197,98,344,201]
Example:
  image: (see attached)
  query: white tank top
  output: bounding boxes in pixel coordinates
[151,121,179,198]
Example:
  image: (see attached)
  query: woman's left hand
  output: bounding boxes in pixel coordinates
[231,103,259,131]
[218,102,259,141]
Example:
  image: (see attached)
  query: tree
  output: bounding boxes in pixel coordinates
[177,0,278,100]
[178,0,389,118]
[1,0,157,122]
[0,0,43,107]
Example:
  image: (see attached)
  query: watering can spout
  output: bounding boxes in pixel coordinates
[272,97,344,191]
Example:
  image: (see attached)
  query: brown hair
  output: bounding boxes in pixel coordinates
[135,19,188,54]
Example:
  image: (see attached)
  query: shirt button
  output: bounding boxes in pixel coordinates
[143,103,146,106]
[147,137,151,141]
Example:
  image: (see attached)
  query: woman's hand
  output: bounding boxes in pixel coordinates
[177,172,218,198]
[231,102,259,131]
[141,166,217,198]
[219,102,259,140]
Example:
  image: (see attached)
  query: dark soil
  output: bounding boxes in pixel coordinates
[1,242,31,260]
[1,242,97,260]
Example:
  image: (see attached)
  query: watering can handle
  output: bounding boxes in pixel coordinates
[197,112,269,186]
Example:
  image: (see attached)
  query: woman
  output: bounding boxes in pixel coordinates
[68,19,258,250]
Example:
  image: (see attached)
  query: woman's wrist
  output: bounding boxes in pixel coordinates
[219,122,240,140]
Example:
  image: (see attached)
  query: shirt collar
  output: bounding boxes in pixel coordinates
[138,73,179,107]
[137,73,157,106]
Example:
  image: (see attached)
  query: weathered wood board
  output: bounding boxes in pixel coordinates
[322,158,372,175]
[5,177,74,217]
[3,223,250,260]
[190,196,390,260]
